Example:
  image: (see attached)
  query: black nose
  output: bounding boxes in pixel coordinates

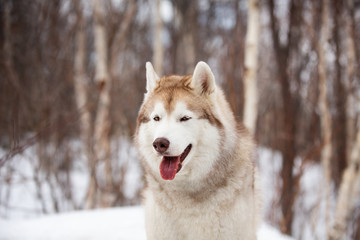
[153,138,170,154]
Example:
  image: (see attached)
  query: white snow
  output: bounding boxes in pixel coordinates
[0,206,293,240]
[0,143,319,239]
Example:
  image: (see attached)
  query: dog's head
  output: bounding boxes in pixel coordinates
[136,62,224,182]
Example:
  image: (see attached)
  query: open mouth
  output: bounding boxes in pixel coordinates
[159,144,192,180]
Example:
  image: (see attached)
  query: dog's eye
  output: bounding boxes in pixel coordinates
[180,116,191,122]
[153,116,160,121]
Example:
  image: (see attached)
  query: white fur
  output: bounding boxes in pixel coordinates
[137,101,220,182]
[137,61,260,240]
[144,187,257,240]
[191,61,216,96]
[146,62,160,93]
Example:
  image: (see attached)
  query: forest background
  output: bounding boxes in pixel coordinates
[0,0,360,239]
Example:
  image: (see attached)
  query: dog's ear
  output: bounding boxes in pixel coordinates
[146,62,160,93]
[191,61,216,96]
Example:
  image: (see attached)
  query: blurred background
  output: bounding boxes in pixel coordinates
[0,0,359,239]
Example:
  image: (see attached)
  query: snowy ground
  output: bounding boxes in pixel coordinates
[0,206,293,240]
[0,142,327,239]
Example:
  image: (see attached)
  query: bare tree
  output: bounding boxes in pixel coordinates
[331,0,347,188]
[153,0,164,76]
[109,1,137,78]
[317,0,332,234]
[267,0,303,234]
[73,0,96,210]
[345,0,356,171]
[329,0,359,238]
[172,0,196,74]
[92,0,113,208]
[330,115,360,240]
[243,0,260,135]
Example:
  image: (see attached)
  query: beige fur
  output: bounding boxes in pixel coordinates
[135,62,261,240]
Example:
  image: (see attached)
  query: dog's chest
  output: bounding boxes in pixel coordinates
[145,188,255,240]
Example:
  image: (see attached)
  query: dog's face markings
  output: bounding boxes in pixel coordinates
[139,100,200,180]
[137,62,222,181]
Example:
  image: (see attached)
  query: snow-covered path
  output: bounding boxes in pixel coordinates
[0,206,293,240]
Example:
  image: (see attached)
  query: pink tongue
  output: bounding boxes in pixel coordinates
[160,156,180,180]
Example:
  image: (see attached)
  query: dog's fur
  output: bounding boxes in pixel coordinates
[135,61,261,240]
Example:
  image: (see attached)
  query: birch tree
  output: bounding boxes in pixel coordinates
[153,0,164,76]
[329,0,359,238]
[243,0,260,135]
[73,0,96,209]
[173,0,196,74]
[330,116,360,240]
[74,0,90,173]
[345,0,356,169]
[317,0,332,234]
[93,0,113,208]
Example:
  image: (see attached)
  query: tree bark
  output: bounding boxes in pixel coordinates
[345,0,356,173]
[317,0,332,234]
[330,115,360,240]
[173,0,196,74]
[73,0,97,210]
[109,1,137,78]
[329,0,359,238]
[268,0,299,234]
[153,0,164,76]
[331,0,347,188]
[243,0,260,135]
[93,0,113,208]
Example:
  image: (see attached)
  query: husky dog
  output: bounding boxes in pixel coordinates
[135,61,261,240]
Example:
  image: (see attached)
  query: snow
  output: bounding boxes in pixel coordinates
[0,138,143,219]
[0,143,318,239]
[0,206,293,240]
[257,147,329,239]
[0,143,90,218]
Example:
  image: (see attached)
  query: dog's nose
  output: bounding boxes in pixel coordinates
[153,138,170,154]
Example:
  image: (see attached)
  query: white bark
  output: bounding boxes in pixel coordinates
[153,0,164,76]
[74,12,91,146]
[330,115,360,240]
[345,0,356,164]
[318,0,332,234]
[93,0,113,208]
[243,0,260,135]
[330,1,359,238]
[93,0,109,87]
[74,1,96,209]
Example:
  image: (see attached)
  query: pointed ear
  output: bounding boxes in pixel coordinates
[190,61,216,96]
[146,62,160,92]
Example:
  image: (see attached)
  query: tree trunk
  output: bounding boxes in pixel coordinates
[109,1,137,78]
[329,0,359,238]
[73,0,97,210]
[173,0,196,74]
[153,0,164,76]
[268,0,299,234]
[330,116,360,240]
[93,0,113,208]
[318,0,332,235]
[243,0,260,135]
[345,0,356,173]
[331,0,347,188]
